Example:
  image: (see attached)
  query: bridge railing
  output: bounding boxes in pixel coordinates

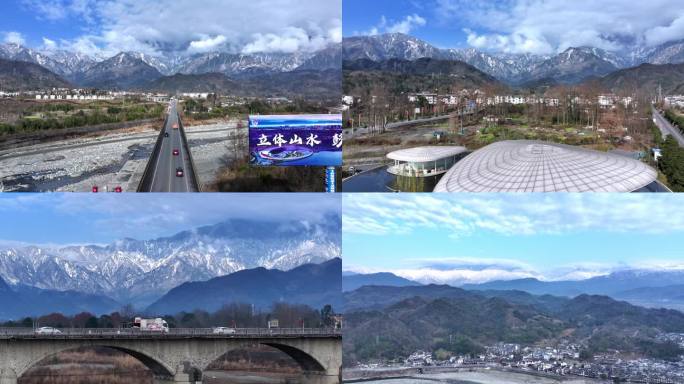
[0,327,341,339]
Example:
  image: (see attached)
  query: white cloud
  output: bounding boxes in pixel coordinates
[361,13,427,36]
[3,31,25,45]
[436,0,684,54]
[644,14,684,46]
[188,35,227,53]
[21,0,341,57]
[343,194,684,237]
[345,257,684,286]
[387,14,427,34]
[41,37,57,50]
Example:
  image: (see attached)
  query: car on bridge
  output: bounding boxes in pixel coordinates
[35,327,61,335]
[172,123,179,129]
[164,132,169,137]
[176,167,184,177]
[173,148,180,156]
[212,327,236,335]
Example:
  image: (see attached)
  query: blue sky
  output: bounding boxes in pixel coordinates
[0,193,340,245]
[343,194,684,284]
[343,0,684,54]
[1,0,341,57]
[1,2,86,47]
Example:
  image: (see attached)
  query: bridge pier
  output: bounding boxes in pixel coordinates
[301,373,340,384]
[153,373,197,384]
[0,368,17,384]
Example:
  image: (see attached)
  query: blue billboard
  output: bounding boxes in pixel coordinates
[249,114,342,166]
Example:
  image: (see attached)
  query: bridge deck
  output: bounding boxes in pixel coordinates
[0,327,341,340]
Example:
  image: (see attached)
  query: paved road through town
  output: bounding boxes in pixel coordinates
[652,105,684,148]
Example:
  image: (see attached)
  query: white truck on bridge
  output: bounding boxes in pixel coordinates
[133,317,169,333]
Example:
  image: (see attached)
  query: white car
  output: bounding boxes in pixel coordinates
[35,327,62,335]
[212,327,236,335]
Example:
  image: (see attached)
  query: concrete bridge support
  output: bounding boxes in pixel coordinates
[0,335,341,384]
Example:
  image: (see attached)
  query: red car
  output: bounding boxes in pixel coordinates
[172,149,180,156]
[92,186,98,193]
[114,186,123,193]
[176,167,184,177]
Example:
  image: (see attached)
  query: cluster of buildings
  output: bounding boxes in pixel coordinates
[30,89,172,102]
[342,90,637,112]
[398,340,684,383]
[0,91,19,98]
[664,95,684,108]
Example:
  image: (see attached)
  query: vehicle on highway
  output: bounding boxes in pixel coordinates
[172,123,179,129]
[132,317,169,333]
[35,327,62,335]
[176,167,184,177]
[164,132,169,137]
[212,327,236,335]
[172,149,180,156]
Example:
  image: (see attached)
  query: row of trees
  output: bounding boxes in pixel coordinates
[0,103,164,135]
[654,108,684,191]
[659,135,684,191]
[0,303,339,330]
[183,97,328,122]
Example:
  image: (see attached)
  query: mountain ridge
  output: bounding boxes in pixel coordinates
[0,216,341,307]
[343,33,684,85]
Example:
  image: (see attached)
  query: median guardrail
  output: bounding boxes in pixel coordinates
[176,111,202,192]
[136,115,169,192]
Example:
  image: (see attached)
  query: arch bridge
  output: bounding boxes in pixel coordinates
[0,328,341,384]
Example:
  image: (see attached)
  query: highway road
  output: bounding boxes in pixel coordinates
[652,105,684,148]
[139,100,200,192]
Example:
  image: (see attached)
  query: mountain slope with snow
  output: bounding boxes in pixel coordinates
[342,33,684,85]
[0,215,341,307]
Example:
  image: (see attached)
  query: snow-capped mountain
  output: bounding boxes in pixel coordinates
[0,216,341,307]
[343,33,442,62]
[121,51,178,75]
[343,33,684,85]
[75,52,163,89]
[525,47,619,84]
[0,42,338,88]
[43,49,97,76]
[176,51,313,76]
[633,39,684,66]
[297,43,342,70]
[0,43,95,78]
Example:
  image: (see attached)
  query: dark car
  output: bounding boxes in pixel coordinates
[176,167,184,177]
[172,149,180,156]
[164,132,169,137]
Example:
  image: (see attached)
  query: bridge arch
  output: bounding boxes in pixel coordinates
[261,342,326,372]
[16,345,175,381]
[203,341,326,374]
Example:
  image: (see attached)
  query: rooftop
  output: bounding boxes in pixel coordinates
[434,140,658,192]
[387,146,467,163]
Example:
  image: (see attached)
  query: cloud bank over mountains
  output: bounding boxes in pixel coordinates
[12,0,341,58]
